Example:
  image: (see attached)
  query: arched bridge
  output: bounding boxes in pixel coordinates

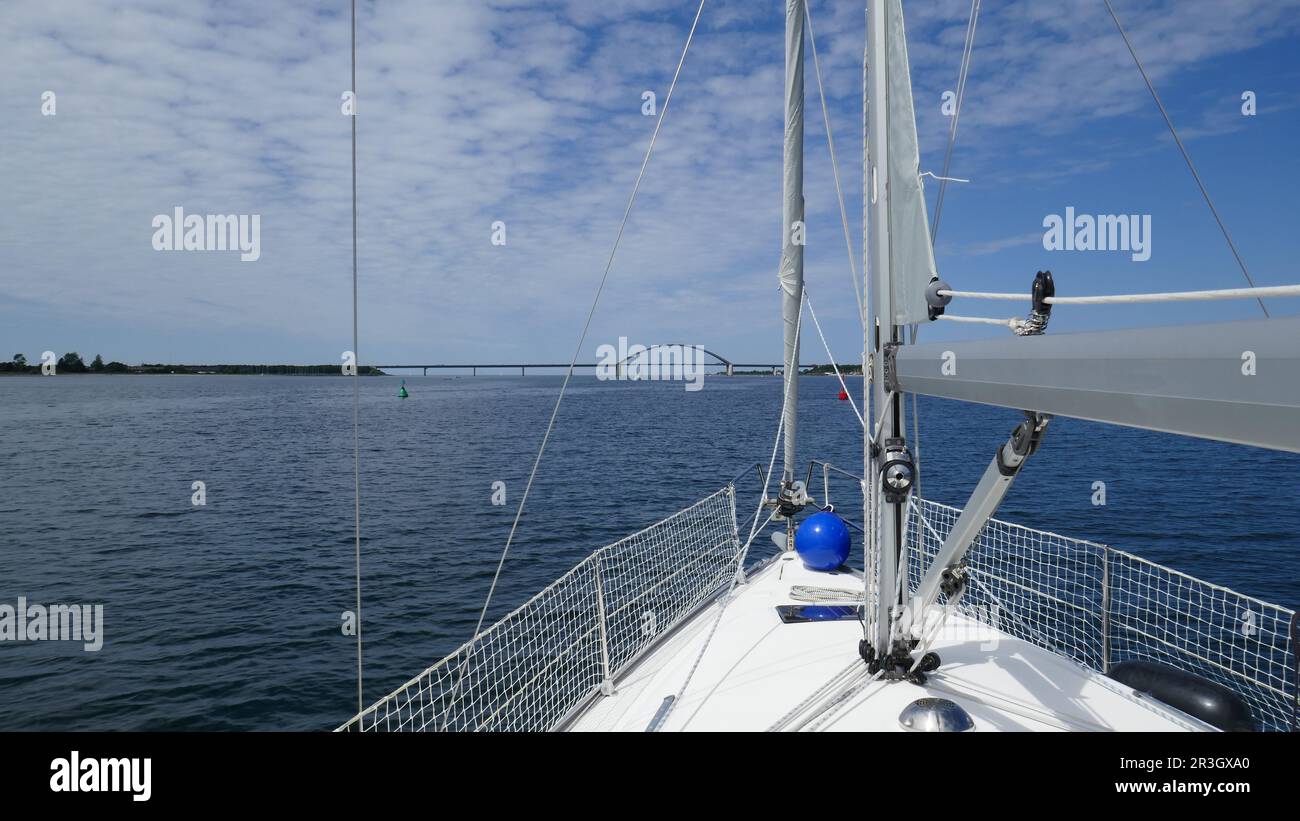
[613,343,732,376]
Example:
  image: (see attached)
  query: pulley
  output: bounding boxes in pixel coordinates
[775,479,813,519]
[1031,270,1055,316]
[1014,270,1054,336]
[939,563,968,599]
[879,438,914,504]
[997,411,1051,477]
[925,277,953,321]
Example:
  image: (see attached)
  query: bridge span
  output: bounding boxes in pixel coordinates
[376,344,827,377]
[372,362,819,377]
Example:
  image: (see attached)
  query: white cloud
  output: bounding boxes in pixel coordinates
[1,0,1295,364]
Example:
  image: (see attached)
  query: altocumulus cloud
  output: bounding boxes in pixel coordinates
[1,0,1297,362]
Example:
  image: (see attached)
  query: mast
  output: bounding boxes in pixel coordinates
[779,0,806,489]
[866,0,906,660]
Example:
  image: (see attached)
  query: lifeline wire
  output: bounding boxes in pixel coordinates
[805,290,865,427]
[930,0,979,244]
[652,288,807,732]
[350,0,363,716]
[806,0,865,328]
[440,0,709,729]
[1102,0,1267,317]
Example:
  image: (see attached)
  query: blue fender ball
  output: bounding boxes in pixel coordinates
[795,512,851,571]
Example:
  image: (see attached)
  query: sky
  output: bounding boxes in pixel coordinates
[2,0,1299,367]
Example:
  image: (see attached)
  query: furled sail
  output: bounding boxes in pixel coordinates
[778,0,805,483]
[884,0,938,325]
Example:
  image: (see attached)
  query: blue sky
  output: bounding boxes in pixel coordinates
[2,0,1299,366]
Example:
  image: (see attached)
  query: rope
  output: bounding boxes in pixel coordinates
[441,0,709,728]
[926,674,1110,732]
[801,668,885,731]
[938,283,1300,305]
[349,0,363,715]
[860,9,875,650]
[908,601,954,674]
[967,572,1067,661]
[789,585,864,603]
[909,325,921,501]
[655,507,778,732]
[936,313,1015,327]
[937,313,1054,336]
[766,660,865,731]
[762,287,804,526]
[651,287,806,732]
[805,1,865,328]
[896,502,954,673]
[805,291,865,427]
[931,0,980,243]
[914,503,946,545]
[884,508,913,647]
[869,388,896,447]
[921,171,970,184]
[1101,0,1268,318]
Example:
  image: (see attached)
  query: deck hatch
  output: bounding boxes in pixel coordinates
[775,604,863,624]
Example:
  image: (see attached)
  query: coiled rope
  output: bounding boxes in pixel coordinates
[789,585,864,603]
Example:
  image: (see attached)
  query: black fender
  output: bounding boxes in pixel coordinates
[1108,660,1255,732]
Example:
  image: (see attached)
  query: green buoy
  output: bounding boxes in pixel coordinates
[398,378,409,399]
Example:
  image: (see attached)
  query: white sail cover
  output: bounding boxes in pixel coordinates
[885,0,938,325]
[778,0,805,482]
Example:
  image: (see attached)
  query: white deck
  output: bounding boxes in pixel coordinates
[566,550,1211,732]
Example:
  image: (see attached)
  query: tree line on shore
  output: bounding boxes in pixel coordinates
[730,364,865,376]
[0,353,385,375]
[0,352,128,374]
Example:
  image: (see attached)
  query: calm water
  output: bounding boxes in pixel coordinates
[1,374,1297,730]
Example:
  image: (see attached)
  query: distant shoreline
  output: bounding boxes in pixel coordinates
[2,359,862,377]
[0,369,859,377]
[0,364,387,376]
